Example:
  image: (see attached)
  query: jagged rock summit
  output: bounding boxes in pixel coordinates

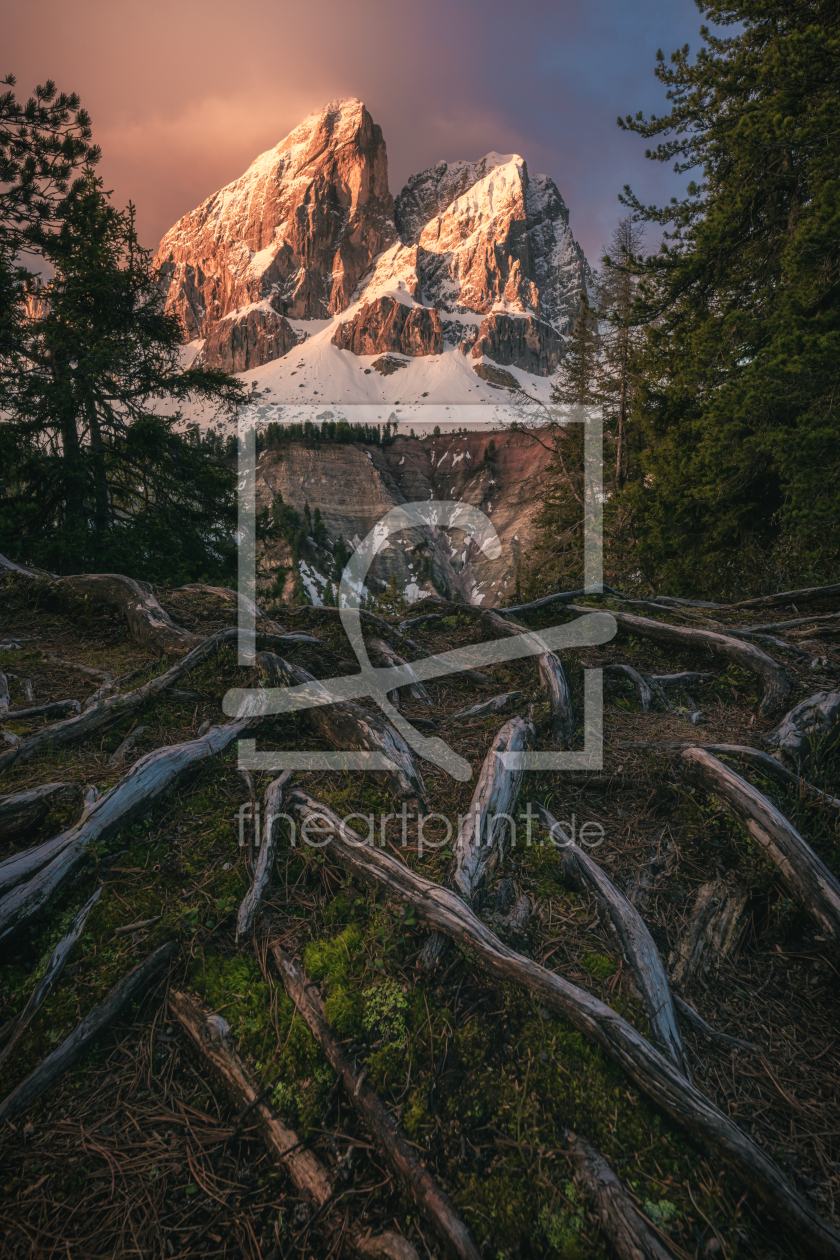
[155,99,590,394]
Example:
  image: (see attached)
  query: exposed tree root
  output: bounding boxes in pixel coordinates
[257,652,429,811]
[271,945,482,1260]
[0,888,101,1067]
[446,691,528,724]
[534,803,689,1076]
[0,626,240,772]
[671,993,756,1054]
[285,789,840,1260]
[4,700,81,722]
[569,605,790,716]
[0,782,80,841]
[564,1130,681,1260]
[169,990,419,1260]
[55,573,205,655]
[0,941,177,1127]
[681,748,840,940]
[173,583,286,633]
[0,716,257,940]
[367,638,433,706]
[669,879,750,988]
[236,771,292,943]
[539,652,575,743]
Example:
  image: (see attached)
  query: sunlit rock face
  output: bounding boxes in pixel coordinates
[156,101,589,378]
[155,98,396,362]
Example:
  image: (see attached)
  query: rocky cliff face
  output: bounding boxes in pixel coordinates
[256,429,556,606]
[156,102,589,384]
[155,98,395,354]
[332,296,442,357]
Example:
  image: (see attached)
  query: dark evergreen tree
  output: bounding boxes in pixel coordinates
[616,0,840,592]
[0,171,244,578]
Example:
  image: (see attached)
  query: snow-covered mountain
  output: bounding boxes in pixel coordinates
[155,98,590,410]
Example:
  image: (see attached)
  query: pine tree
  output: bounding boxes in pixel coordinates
[550,290,601,407]
[616,0,840,591]
[1,171,244,577]
[597,216,645,489]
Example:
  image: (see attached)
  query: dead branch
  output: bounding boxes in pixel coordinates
[534,803,689,1076]
[0,940,177,1126]
[173,583,287,633]
[0,782,80,841]
[0,716,257,940]
[564,1130,680,1260]
[236,771,292,943]
[285,788,840,1260]
[0,887,101,1067]
[272,946,482,1260]
[568,605,790,717]
[169,990,419,1260]
[681,748,840,940]
[258,652,428,811]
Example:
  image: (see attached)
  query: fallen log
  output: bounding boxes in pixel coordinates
[0,716,257,940]
[0,940,177,1126]
[534,803,689,1076]
[286,789,840,1260]
[0,626,239,772]
[0,782,80,841]
[564,1131,679,1260]
[169,991,419,1260]
[236,771,292,943]
[55,573,204,656]
[0,887,101,1067]
[272,946,481,1260]
[568,605,790,717]
[681,748,840,941]
[258,652,428,811]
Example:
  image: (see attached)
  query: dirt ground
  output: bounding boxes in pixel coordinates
[1,577,839,1259]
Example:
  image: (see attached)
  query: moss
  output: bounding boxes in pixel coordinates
[580,953,616,981]
[362,978,408,1045]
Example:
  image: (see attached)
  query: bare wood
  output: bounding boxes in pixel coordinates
[0,626,239,772]
[605,663,655,713]
[446,691,527,723]
[649,672,715,689]
[0,717,257,940]
[272,946,481,1260]
[0,941,177,1126]
[56,573,204,656]
[564,1131,680,1260]
[0,670,9,716]
[286,789,840,1260]
[728,582,840,610]
[0,888,101,1066]
[681,748,840,940]
[368,638,432,705]
[569,605,790,717]
[236,771,292,943]
[258,652,428,811]
[766,689,840,767]
[107,725,149,769]
[169,990,419,1260]
[539,652,574,744]
[4,700,81,722]
[454,717,534,903]
[0,783,80,841]
[534,803,689,1076]
[669,879,750,987]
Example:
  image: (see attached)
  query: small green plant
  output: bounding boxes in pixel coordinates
[363,979,408,1046]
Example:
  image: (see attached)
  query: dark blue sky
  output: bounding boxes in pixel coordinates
[7,0,710,263]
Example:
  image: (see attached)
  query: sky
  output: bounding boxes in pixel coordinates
[6,0,708,266]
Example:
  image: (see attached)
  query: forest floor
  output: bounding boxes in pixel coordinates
[0,577,839,1259]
